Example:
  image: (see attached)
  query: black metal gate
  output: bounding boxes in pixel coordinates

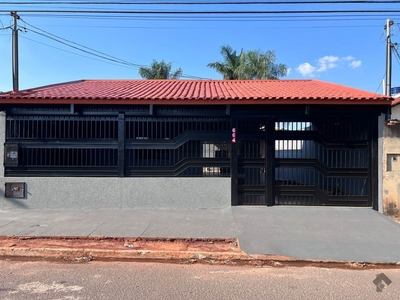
[274,120,373,207]
[236,119,268,205]
[234,118,374,207]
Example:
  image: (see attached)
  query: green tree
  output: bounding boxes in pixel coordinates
[138,60,183,79]
[242,50,287,79]
[207,45,245,80]
[208,46,287,80]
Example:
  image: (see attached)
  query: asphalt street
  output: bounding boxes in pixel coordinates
[1,261,400,300]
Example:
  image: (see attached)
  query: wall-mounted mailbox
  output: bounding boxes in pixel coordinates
[5,182,26,199]
[387,154,400,172]
[4,144,19,166]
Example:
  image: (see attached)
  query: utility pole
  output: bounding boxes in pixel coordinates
[385,19,394,96]
[11,11,19,92]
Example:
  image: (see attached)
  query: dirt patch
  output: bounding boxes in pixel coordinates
[0,236,241,253]
[1,236,400,269]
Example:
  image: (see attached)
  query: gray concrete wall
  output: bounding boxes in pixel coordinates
[0,177,231,210]
[382,106,400,217]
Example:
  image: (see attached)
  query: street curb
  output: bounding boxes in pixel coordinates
[1,236,399,269]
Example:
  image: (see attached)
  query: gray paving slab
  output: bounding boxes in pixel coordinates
[0,220,14,229]
[91,221,151,237]
[0,221,30,236]
[135,208,242,238]
[0,207,400,262]
[40,219,106,236]
[232,206,400,262]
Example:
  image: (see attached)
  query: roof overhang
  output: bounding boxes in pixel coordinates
[0,79,393,105]
[0,97,392,105]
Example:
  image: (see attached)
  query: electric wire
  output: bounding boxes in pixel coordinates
[19,34,139,70]
[17,13,400,20]
[18,18,206,79]
[374,70,386,94]
[21,18,145,68]
[2,1,400,5]
[1,3,397,83]
[30,23,379,29]
[393,46,400,65]
[1,9,400,14]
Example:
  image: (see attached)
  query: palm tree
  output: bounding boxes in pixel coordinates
[208,46,287,80]
[241,50,287,80]
[207,45,245,80]
[138,60,183,79]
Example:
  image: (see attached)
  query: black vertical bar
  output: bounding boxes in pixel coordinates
[370,119,378,210]
[118,113,125,177]
[266,118,275,206]
[231,117,238,206]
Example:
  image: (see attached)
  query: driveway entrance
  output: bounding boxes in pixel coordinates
[233,117,377,208]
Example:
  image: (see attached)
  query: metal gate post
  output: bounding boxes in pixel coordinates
[118,113,125,178]
[370,118,379,210]
[266,118,275,206]
[231,117,238,206]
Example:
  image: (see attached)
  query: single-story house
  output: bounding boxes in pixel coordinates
[0,79,392,210]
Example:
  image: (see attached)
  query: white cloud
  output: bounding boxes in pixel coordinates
[296,55,362,77]
[349,60,362,68]
[286,67,292,75]
[296,63,316,77]
[316,55,339,72]
[343,55,355,61]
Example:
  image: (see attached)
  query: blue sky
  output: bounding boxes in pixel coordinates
[0,1,399,94]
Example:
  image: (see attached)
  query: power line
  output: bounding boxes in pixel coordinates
[374,70,386,94]
[17,18,206,79]
[21,18,144,68]
[31,23,380,29]
[19,34,139,70]
[393,45,400,65]
[18,13,400,19]
[1,9,400,14]
[2,1,400,4]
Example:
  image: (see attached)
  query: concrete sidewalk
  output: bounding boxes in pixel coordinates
[1,207,400,263]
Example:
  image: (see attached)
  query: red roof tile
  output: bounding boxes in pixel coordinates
[392,97,400,106]
[0,79,392,105]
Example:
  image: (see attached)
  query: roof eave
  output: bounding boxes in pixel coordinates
[0,97,392,105]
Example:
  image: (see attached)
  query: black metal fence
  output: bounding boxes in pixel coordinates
[5,115,231,177]
[3,106,378,208]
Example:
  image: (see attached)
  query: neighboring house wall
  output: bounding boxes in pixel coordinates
[382,105,400,217]
[0,112,231,210]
